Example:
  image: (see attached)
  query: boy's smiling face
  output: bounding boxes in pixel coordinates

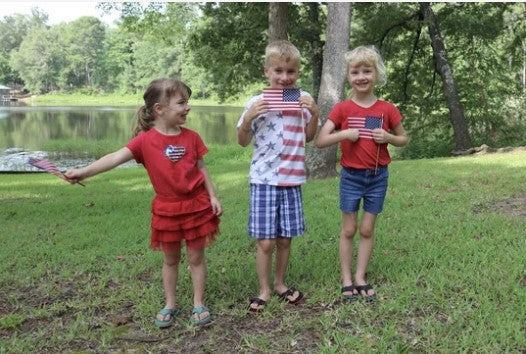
[264,55,300,89]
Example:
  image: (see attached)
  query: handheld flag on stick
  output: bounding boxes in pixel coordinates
[263,88,302,111]
[27,157,85,187]
[374,114,384,175]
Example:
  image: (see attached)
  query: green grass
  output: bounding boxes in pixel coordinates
[26,93,245,107]
[1,147,526,352]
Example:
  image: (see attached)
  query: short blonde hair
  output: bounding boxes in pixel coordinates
[345,45,387,86]
[264,40,301,67]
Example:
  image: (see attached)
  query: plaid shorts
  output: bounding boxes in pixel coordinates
[248,184,305,239]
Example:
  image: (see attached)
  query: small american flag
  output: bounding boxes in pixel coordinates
[27,157,84,186]
[347,115,383,139]
[263,88,301,111]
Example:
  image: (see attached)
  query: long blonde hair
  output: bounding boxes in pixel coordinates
[133,78,192,136]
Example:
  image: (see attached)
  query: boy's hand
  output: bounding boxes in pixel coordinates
[372,128,390,144]
[342,128,360,142]
[245,99,268,122]
[210,196,223,216]
[299,96,319,117]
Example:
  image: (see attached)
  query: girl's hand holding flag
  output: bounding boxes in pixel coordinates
[27,157,85,187]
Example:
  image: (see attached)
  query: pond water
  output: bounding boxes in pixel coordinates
[0,102,244,151]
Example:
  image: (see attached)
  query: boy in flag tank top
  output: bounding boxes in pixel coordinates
[237,40,320,312]
[316,45,408,302]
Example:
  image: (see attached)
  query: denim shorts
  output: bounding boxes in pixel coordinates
[339,166,389,215]
[248,184,305,239]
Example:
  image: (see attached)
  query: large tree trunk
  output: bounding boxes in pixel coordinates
[306,2,323,101]
[306,2,351,179]
[420,2,472,151]
[268,3,288,41]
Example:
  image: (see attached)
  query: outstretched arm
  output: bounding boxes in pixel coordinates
[64,147,134,183]
[197,158,222,216]
[315,119,359,148]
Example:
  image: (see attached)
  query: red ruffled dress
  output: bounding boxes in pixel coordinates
[127,128,220,251]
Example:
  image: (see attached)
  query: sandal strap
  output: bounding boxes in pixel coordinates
[249,297,267,306]
[192,306,209,315]
[355,284,373,292]
[159,308,179,316]
[341,285,356,293]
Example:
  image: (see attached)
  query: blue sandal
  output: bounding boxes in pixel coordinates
[154,308,179,328]
[190,306,211,326]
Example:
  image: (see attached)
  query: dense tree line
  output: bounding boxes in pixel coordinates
[1,2,524,158]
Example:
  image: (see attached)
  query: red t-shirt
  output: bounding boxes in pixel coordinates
[127,127,208,197]
[328,99,403,169]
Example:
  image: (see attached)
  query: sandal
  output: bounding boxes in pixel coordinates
[355,284,377,302]
[341,285,359,303]
[154,308,179,328]
[276,286,304,305]
[248,297,267,313]
[190,306,211,326]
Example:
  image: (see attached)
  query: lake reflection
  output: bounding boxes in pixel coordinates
[0,104,244,151]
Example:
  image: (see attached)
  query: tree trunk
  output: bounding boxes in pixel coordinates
[307,2,323,101]
[420,2,472,151]
[268,3,288,41]
[306,2,351,179]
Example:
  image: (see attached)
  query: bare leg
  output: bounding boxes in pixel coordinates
[157,249,181,322]
[354,211,378,297]
[250,239,275,310]
[340,212,358,297]
[187,247,208,321]
[274,237,298,299]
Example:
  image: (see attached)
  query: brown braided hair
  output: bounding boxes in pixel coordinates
[132,78,192,136]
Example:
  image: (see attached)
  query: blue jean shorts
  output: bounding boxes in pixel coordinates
[339,166,389,215]
[248,184,305,239]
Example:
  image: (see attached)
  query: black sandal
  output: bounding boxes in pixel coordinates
[341,285,359,302]
[355,284,377,302]
[248,297,267,313]
[276,286,304,305]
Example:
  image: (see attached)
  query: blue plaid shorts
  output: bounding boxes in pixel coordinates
[248,184,305,239]
[339,166,389,215]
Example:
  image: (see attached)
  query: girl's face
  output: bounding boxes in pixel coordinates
[158,92,190,126]
[264,56,300,89]
[348,63,377,95]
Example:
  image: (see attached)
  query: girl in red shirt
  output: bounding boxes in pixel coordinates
[66,78,221,327]
[316,46,408,303]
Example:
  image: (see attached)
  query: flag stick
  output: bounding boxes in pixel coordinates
[375,114,384,175]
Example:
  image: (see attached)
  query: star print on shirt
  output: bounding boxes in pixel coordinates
[265,160,273,168]
[257,133,266,141]
[265,141,276,151]
[266,122,276,131]
[277,132,284,139]
[277,112,284,119]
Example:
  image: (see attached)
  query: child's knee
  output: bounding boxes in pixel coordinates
[341,226,357,240]
[163,251,181,267]
[276,237,291,249]
[186,249,205,267]
[359,225,374,239]
[257,239,276,254]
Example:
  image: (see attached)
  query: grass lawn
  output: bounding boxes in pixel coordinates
[1,146,525,352]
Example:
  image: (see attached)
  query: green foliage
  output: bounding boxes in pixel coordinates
[2,3,526,157]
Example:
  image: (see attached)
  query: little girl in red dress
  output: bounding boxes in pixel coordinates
[66,78,221,327]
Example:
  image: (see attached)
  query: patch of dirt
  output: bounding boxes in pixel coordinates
[492,194,526,217]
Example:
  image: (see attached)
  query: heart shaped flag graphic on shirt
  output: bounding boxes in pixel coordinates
[164,145,186,162]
